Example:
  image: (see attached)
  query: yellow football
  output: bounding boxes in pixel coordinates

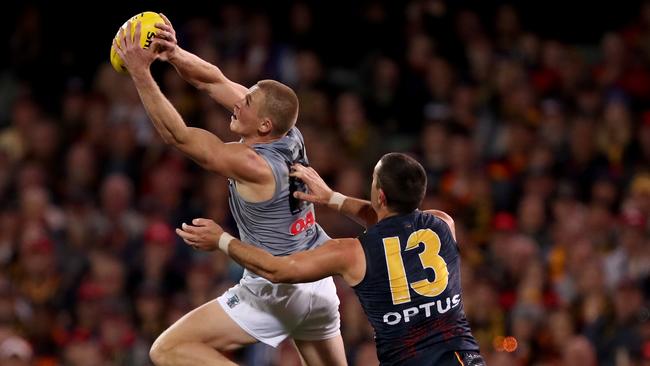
[110,11,164,74]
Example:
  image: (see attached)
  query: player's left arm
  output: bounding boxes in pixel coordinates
[177,219,363,284]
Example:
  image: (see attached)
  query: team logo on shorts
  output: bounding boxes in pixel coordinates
[226,294,240,308]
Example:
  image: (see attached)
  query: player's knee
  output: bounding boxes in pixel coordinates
[149,342,164,365]
[149,335,172,365]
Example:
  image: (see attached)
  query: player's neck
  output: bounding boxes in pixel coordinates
[376,208,399,222]
[241,133,284,146]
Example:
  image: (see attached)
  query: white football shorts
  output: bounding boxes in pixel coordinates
[216,273,341,347]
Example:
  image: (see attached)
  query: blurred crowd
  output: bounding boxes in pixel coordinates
[1,1,650,365]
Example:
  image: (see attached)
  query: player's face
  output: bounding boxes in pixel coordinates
[370,161,382,211]
[231,86,265,137]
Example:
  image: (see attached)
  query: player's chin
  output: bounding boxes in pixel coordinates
[230,120,249,136]
[229,119,239,133]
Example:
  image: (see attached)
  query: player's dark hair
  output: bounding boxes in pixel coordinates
[256,80,299,136]
[376,153,427,214]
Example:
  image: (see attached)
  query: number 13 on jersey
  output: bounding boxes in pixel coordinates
[382,229,449,305]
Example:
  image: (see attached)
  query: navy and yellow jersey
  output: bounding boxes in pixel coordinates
[353,210,479,365]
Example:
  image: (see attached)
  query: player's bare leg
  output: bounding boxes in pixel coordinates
[150,299,257,366]
[294,335,348,366]
[290,339,308,366]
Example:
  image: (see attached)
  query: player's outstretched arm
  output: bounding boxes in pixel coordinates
[177,219,364,285]
[114,24,270,183]
[131,71,268,182]
[152,13,247,111]
[290,164,378,228]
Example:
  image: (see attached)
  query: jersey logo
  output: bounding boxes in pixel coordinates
[290,210,315,235]
[226,294,240,308]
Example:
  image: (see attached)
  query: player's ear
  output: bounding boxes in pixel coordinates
[378,189,387,207]
[259,117,273,134]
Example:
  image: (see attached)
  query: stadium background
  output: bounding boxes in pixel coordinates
[2,0,650,365]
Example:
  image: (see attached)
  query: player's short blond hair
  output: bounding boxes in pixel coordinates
[256,80,299,136]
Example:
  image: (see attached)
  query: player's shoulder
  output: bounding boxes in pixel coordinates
[422,209,454,226]
[359,211,414,241]
[256,127,302,153]
[292,126,304,139]
[422,209,457,242]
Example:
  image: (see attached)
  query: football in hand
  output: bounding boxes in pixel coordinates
[110,11,164,73]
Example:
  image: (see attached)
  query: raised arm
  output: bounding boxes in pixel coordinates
[176,219,365,285]
[113,22,270,184]
[152,14,247,111]
[290,164,378,228]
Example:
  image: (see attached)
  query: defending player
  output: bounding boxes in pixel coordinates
[179,153,485,366]
[112,18,346,366]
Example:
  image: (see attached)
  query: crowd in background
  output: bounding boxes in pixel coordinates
[1,1,650,365]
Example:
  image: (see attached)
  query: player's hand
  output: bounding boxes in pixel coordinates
[112,21,156,74]
[152,13,178,62]
[289,164,333,205]
[176,218,223,251]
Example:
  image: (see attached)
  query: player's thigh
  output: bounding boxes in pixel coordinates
[294,335,347,366]
[154,299,257,352]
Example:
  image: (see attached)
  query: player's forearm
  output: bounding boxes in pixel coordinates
[168,48,241,110]
[168,48,225,88]
[228,240,294,283]
[131,71,190,144]
[331,194,377,228]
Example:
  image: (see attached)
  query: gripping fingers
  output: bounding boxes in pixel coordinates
[289,169,304,179]
[151,39,174,51]
[182,238,197,246]
[293,191,317,201]
[176,227,196,241]
[134,21,142,45]
[291,164,319,182]
[192,218,209,226]
[154,30,172,41]
[182,239,204,251]
[307,166,319,175]
[154,23,173,33]
[119,28,128,50]
[159,13,172,26]
[181,222,198,234]
[292,163,307,172]
[304,166,318,178]
[123,22,132,47]
[112,40,125,59]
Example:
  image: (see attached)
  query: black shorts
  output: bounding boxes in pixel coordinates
[437,351,485,366]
